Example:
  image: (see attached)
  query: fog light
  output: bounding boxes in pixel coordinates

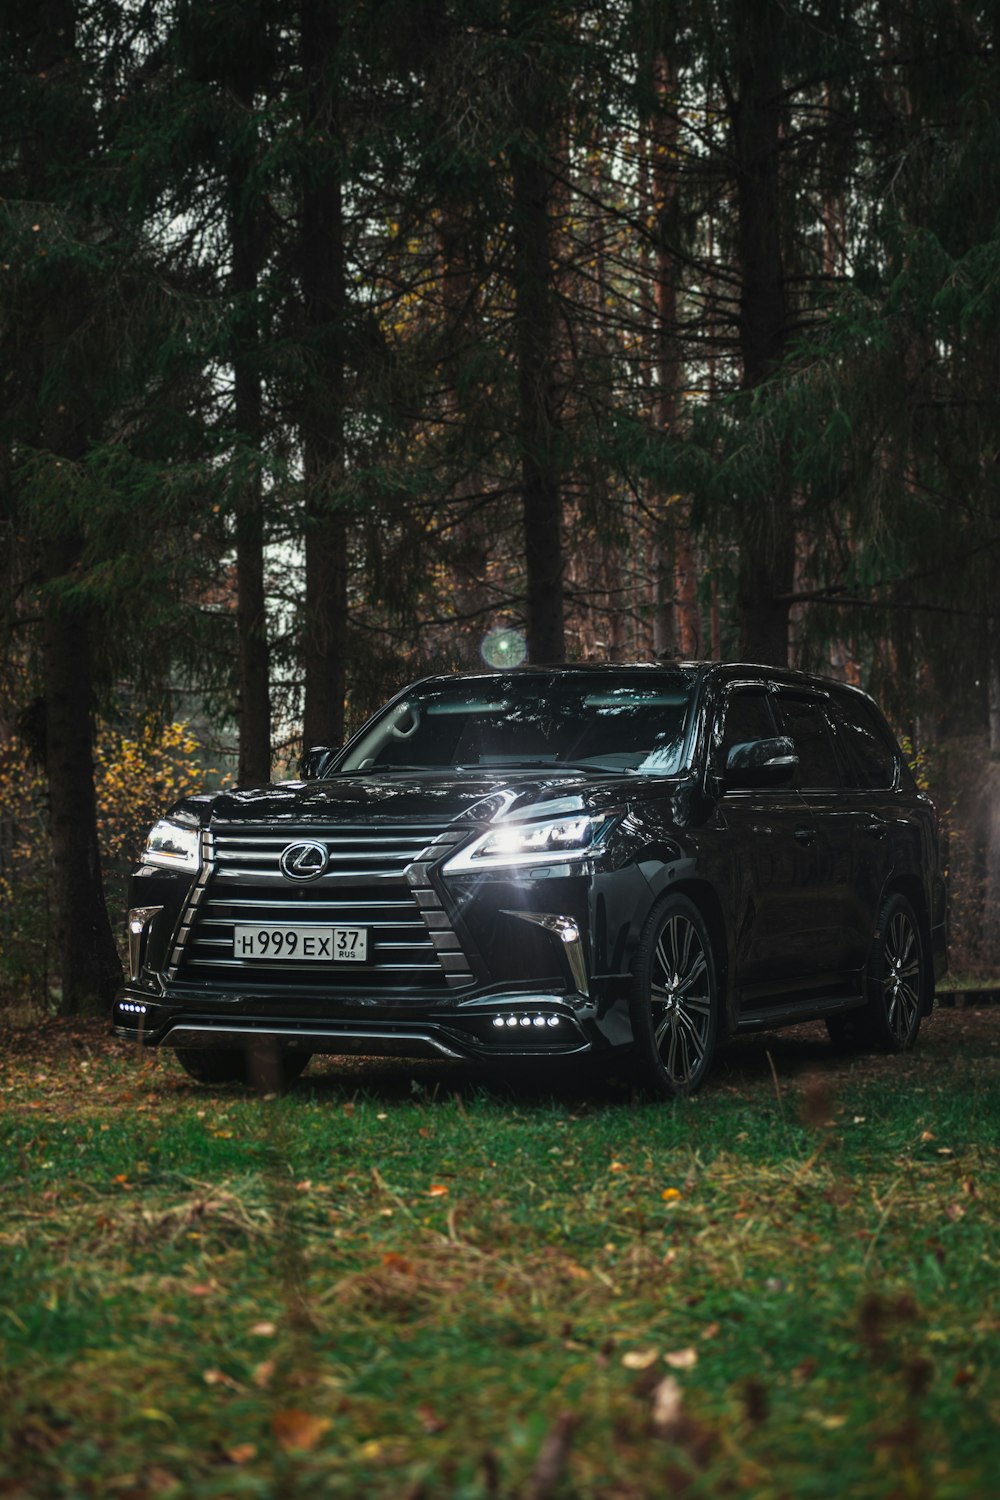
[119,1002,148,1016]
[533,1016,546,1027]
[547,1017,560,1028]
[493,1017,506,1029]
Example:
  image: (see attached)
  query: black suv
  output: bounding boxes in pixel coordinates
[114,664,947,1095]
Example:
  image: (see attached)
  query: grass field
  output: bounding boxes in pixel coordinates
[1,1008,997,1498]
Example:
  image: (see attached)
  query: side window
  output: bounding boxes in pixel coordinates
[774,694,842,790]
[830,694,899,790]
[717,689,778,767]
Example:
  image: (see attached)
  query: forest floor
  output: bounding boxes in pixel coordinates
[0,1004,997,1498]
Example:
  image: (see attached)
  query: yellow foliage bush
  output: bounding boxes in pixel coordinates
[0,719,229,1004]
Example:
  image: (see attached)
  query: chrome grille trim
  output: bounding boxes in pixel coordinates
[171,821,475,992]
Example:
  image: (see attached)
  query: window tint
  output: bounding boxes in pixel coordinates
[830,694,898,790]
[774,695,841,789]
[718,689,777,766]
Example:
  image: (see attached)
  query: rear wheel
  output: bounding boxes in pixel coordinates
[866,894,924,1052]
[174,1046,311,1088]
[629,895,719,1097]
[827,894,925,1056]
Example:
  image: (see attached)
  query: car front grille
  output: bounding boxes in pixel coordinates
[167,822,474,992]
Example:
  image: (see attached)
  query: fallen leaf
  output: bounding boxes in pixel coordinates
[252,1359,276,1389]
[417,1403,447,1433]
[428,1183,448,1197]
[622,1348,659,1370]
[202,1368,241,1392]
[661,1187,682,1202]
[651,1375,684,1435]
[272,1410,331,1452]
[226,1443,257,1465]
[806,1409,847,1429]
[665,1347,698,1370]
[249,1321,277,1337]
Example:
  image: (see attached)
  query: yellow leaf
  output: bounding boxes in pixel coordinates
[622,1348,659,1370]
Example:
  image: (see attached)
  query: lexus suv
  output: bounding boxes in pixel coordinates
[114,663,948,1095]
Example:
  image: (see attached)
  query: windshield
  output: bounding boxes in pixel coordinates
[340,670,697,776]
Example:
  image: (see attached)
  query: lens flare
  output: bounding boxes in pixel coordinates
[481,627,527,669]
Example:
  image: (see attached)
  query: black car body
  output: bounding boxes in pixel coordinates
[114,663,948,1094]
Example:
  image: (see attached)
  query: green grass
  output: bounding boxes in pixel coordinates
[0,1016,998,1497]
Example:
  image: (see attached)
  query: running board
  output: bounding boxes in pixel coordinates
[735,993,866,1031]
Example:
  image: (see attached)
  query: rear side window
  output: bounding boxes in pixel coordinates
[774,694,842,790]
[829,694,899,790]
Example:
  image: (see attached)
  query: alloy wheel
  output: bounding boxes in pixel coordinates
[648,910,714,1089]
[882,906,921,1046]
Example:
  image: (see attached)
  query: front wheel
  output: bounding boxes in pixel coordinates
[629,895,719,1097]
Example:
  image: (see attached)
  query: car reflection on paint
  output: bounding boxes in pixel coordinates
[115,663,947,1095]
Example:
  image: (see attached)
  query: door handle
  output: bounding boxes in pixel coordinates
[794,827,816,845]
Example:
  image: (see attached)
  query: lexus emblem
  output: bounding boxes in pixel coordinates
[278,839,329,881]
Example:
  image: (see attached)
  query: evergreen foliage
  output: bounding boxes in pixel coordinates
[0,0,997,1003]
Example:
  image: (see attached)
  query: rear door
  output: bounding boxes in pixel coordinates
[770,689,859,981]
[710,685,831,994]
[825,690,906,970]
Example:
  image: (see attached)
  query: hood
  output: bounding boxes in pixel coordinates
[170,767,643,828]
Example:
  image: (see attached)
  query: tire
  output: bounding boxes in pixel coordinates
[864,893,925,1052]
[629,895,719,1097]
[174,1045,311,1088]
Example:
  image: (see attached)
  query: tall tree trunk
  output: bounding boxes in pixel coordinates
[22,0,121,1011]
[732,0,794,665]
[437,205,491,661]
[42,536,122,1013]
[300,0,348,747]
[649,52,695,660]
[229,66,271,785]
[511,66,564,665]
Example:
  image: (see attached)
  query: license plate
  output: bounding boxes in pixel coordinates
[233,925,368,962]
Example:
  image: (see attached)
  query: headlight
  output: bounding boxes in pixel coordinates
[443,813,612,873]
[142,819,201,872]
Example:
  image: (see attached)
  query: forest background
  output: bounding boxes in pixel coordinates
[1,0,998,1015]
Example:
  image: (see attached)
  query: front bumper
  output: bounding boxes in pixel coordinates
[112,983,620,1061]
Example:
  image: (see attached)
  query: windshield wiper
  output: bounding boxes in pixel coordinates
[456,759,633,774]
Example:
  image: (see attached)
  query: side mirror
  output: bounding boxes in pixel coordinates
[724,736,798,789]
[299,744,339,780]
